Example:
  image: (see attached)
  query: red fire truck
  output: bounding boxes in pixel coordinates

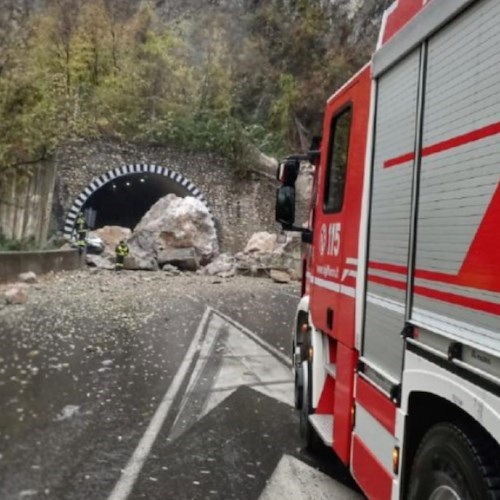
[275,0,500,498]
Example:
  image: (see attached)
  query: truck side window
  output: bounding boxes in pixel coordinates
[323,107,352,213]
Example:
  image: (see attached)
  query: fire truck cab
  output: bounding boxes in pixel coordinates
[276,1,500,498]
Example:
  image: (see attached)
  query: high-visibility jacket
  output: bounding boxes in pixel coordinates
[76,216,87,232]
[116,243,129,257]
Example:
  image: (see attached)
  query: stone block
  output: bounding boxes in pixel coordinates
[157,247,199,271]
[5,284,29,305]
[18,271,37,284]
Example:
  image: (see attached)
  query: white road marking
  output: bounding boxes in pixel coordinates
[169,311,222,436]
[259,455,361,500]
[203,312,294,410]
[168,310,294,440]
[213,308,291,367]
[107,307,212,500]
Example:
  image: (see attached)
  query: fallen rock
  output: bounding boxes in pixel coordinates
[123,249,158,271]
[235,262,269,278]
[244,232,277,254]
[18,271,37,284]
[4,284,29,305]
[18,490,38,498]
[218,269,236,279]
[162,264,181,275]
[157,247,199,271]
[86,254,114,270]
[83,196,217,273]
[237,231,303,281]
[203,253,235,276]
[54,405,80,421]
[270,269,291,284]
[129,194,218,270]
[275,232,302,256]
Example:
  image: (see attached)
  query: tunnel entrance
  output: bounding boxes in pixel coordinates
[63,164,209,237]
[84,173,189,229]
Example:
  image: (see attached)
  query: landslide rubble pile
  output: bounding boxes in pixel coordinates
[84,194,302,282]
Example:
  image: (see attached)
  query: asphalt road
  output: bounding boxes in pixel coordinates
[0,272,361,500]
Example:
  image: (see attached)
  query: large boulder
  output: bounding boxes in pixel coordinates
[201,231,302,280]
[128,194,218,270]
[268,232,303,277]
[123,232,159,271]
[223,231,303,280]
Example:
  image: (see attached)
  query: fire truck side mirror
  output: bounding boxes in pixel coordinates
[277,158,300,187]
[308,135,322,166]
[275,185,295,227]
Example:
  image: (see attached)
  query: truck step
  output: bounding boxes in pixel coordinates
[325,363,336,379]
[309,414,334,447]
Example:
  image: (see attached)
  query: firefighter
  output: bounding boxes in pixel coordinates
[115,239,129,271]
[75,212,87,254]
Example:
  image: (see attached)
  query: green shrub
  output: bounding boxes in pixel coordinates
[0,233,38,252]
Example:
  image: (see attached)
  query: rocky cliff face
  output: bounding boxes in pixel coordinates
[0,0,391,50]
[347,0,392,51]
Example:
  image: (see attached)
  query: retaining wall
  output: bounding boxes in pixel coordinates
[0,249,81,283]
[0,163,57,244]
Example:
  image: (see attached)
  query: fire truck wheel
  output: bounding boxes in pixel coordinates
[294,363,304,410]
[299,360,320,450]
[407,422,500,500]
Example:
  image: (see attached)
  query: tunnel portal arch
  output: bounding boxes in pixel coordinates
[63,163,210,238]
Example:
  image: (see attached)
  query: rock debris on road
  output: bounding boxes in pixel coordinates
[0,270,322,500]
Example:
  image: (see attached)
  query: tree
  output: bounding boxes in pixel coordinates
[0,0,386,178]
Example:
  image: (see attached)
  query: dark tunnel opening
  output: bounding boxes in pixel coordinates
[83,173,192,230]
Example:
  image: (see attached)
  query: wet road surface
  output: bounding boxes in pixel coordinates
[0,272,362,499]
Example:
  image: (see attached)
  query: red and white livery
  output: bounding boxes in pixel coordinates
[276,0,500,498]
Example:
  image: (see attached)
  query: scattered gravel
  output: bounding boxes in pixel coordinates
[0,268,300,499]
[0,269,298,431]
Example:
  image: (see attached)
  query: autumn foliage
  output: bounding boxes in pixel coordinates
[0,0,385,174]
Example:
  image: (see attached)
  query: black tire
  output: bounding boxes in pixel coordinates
[294,363,304,410]
[299,359,321,451]
[408,422,500,500]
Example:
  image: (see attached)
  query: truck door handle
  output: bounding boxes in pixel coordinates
[327,308,334,330]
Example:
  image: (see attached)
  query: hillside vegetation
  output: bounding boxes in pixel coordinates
[0,0,389,175]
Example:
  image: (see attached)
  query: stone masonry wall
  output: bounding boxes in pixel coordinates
[52,139,287,254]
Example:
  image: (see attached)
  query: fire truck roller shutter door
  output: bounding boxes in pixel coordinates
[363,48,421,383]
[410,0,500,344]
